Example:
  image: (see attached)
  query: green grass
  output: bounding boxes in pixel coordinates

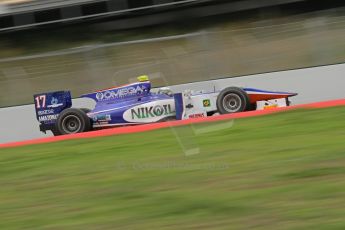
[1,107,345,229]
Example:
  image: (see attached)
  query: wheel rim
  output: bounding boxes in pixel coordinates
[61,115,82,134]
[222,93,242,113]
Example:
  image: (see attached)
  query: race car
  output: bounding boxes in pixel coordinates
[34,75,297,136]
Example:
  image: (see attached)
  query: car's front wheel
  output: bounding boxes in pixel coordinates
[55,108,91,135]
[216,87,250,114]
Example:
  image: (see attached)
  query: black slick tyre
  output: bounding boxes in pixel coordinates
[216,87,250,114]
[56,108,91,135]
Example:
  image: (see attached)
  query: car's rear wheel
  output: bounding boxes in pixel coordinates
[216,87,250,114]
[55,108,91,135]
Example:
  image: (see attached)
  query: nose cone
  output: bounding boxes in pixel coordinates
[243,88,297,103]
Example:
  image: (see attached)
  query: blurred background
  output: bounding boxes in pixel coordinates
[0,0,344,107]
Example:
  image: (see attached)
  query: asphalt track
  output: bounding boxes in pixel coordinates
[0,63,345,145]
[1,98,345,149]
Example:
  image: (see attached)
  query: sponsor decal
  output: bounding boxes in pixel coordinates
[92,114,111,122]
[264,104,278,110]
[51,97,58,105]
[203,99,211,107]
[96,85,146,101]
[47,97,63,108]
[123,99,175,123]
[98,121,110,125]
[37,109,55,116]
[131,104,173,119]
[188,113,205,119]
[38,114,58,122]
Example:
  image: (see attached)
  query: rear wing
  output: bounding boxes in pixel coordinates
[33,91,72,128]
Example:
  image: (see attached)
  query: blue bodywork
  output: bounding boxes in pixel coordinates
[82,81,176,127]
[34,81,178,132]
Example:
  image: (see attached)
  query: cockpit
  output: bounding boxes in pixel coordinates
[157,87,174,97]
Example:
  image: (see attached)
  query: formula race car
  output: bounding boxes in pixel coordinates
[34,76,297,136]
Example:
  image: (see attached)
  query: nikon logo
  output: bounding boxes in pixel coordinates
[131,104,174,119]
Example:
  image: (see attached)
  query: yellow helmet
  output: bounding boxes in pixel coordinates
[137,75,149,82]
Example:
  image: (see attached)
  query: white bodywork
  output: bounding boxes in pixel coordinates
[180,90,288,119]
[180,90,218,119]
